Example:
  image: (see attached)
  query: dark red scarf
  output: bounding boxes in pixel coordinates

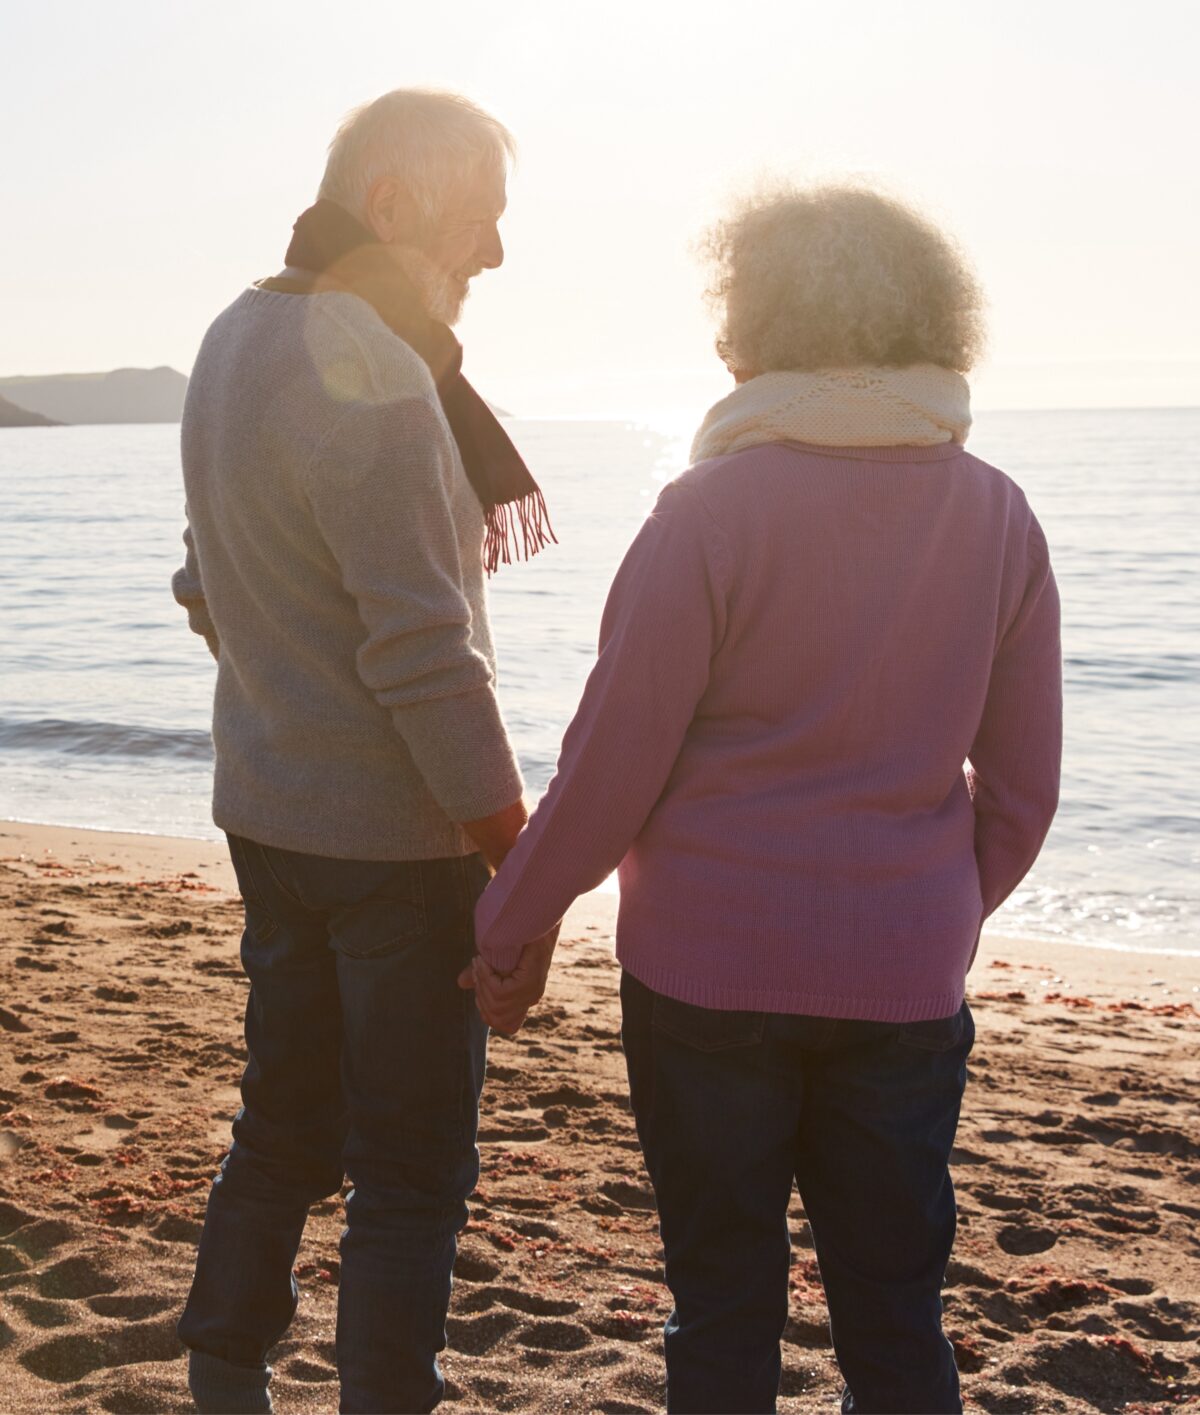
[261,199,554,574]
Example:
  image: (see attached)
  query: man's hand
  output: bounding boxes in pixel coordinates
[462,798,528,871]
[457,929,559,1034]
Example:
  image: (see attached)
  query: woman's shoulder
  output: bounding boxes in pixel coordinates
[951,450,1040,523]
[668,443,789,511]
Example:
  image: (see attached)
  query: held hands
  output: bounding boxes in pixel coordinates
[458,927,560,1034]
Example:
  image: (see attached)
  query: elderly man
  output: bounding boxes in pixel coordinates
[171,90,553,1415]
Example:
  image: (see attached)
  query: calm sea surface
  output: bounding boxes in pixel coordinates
[1,411,1196,954]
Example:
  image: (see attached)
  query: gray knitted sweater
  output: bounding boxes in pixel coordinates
[172,285,524,860]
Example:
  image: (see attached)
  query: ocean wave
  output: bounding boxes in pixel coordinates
[0,716,212,763]
[1064,652,1200,686]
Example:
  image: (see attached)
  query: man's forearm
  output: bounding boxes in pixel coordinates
[463,797,528,870]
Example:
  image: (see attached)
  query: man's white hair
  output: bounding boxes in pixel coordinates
[318,88,515,228]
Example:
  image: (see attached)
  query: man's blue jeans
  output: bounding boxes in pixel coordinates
[620,972,974,1415]
[178,835,490,1415]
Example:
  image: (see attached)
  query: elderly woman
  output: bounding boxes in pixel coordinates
[470,185,1062,1414]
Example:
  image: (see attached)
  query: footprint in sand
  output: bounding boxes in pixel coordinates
[192,958,241,979]
[478,1121,550,1143]
[446,1308,522,1355]
[521,1006,568,1034]
[452,1251,502,1283]
[150,1213,204,1244]
[3,1216,75,1262]
[950,1145,989,1165]
[70,1114,138,1156]
[599,1179,656,1211]
[0,1005,33,1034]
[529,1084,599,1110]
[4,1294,74,1329]
[465,1374,516,1407]
[782,1312,832,1348]
[970,1187,1029,1213]
[282,1355,338,1383]
[1003,1333,1192,1410]
[518,1318,593,1351]
[94,985,139,1004]
[456,1286,581,1318]
[0,1245,32,1280]
[19,1315,181,1383]
[0,1199,39,1237]
[140,919,194,939]
[586,1313,655,1343]
[945,1258,1003,1290]
[88,1294,175,1320]
[36,1254,120,1300]
[996,1222,1058,1255]
[19,1335,110,1384]
[1115,1296,1198,1341]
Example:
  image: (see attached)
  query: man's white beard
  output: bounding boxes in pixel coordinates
[396,247,469,326]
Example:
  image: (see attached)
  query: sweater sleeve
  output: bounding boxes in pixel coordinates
[968,516,1063,917]
[305,394,523,824]
[170,513,220,661]
[474,481,730,972]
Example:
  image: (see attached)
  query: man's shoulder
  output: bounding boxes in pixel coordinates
[305,294,438,408]
[199,287,438,407]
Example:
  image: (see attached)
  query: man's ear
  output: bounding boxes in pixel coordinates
[362,175,422,244]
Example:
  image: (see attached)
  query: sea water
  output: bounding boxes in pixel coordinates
[1,410,1196,953]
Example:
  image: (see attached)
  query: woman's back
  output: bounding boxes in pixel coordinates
[615,440,1059,1017]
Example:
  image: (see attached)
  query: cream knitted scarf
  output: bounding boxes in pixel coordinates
[690,365,972,463]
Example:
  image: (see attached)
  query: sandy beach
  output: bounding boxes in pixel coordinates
[1,819,1196,1414]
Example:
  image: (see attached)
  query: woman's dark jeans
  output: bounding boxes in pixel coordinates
[178,835,490,1415]
[620,972,974,1415]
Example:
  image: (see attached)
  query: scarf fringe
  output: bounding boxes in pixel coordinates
[484,491,558,576]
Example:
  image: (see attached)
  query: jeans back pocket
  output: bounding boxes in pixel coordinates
[895,1003,973,1053]
[652,993,766,1053]
[329,864,428,960]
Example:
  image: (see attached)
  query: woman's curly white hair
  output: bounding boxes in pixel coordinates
[701,183,985,375]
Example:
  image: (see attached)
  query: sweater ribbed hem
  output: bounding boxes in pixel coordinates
[617,945,966,1024]
[478,937,526,975]
[212,803,473,862]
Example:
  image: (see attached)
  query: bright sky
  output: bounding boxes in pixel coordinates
[3,0,1198,421]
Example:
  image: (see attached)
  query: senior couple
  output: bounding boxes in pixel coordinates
[172,88,1061,1415]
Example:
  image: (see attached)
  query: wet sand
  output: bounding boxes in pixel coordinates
[1,821,1197,1413]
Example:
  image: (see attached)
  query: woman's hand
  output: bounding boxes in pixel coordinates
[458,928,560,1034]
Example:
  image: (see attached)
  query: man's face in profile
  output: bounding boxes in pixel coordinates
[400,164,508,326]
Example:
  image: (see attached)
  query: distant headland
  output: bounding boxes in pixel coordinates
[0,367,188,426]
[0,393,60,427]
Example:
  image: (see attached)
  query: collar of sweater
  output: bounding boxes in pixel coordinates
[690,365,972,464]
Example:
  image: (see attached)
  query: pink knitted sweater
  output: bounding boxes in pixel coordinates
[475,441,1062,1021]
